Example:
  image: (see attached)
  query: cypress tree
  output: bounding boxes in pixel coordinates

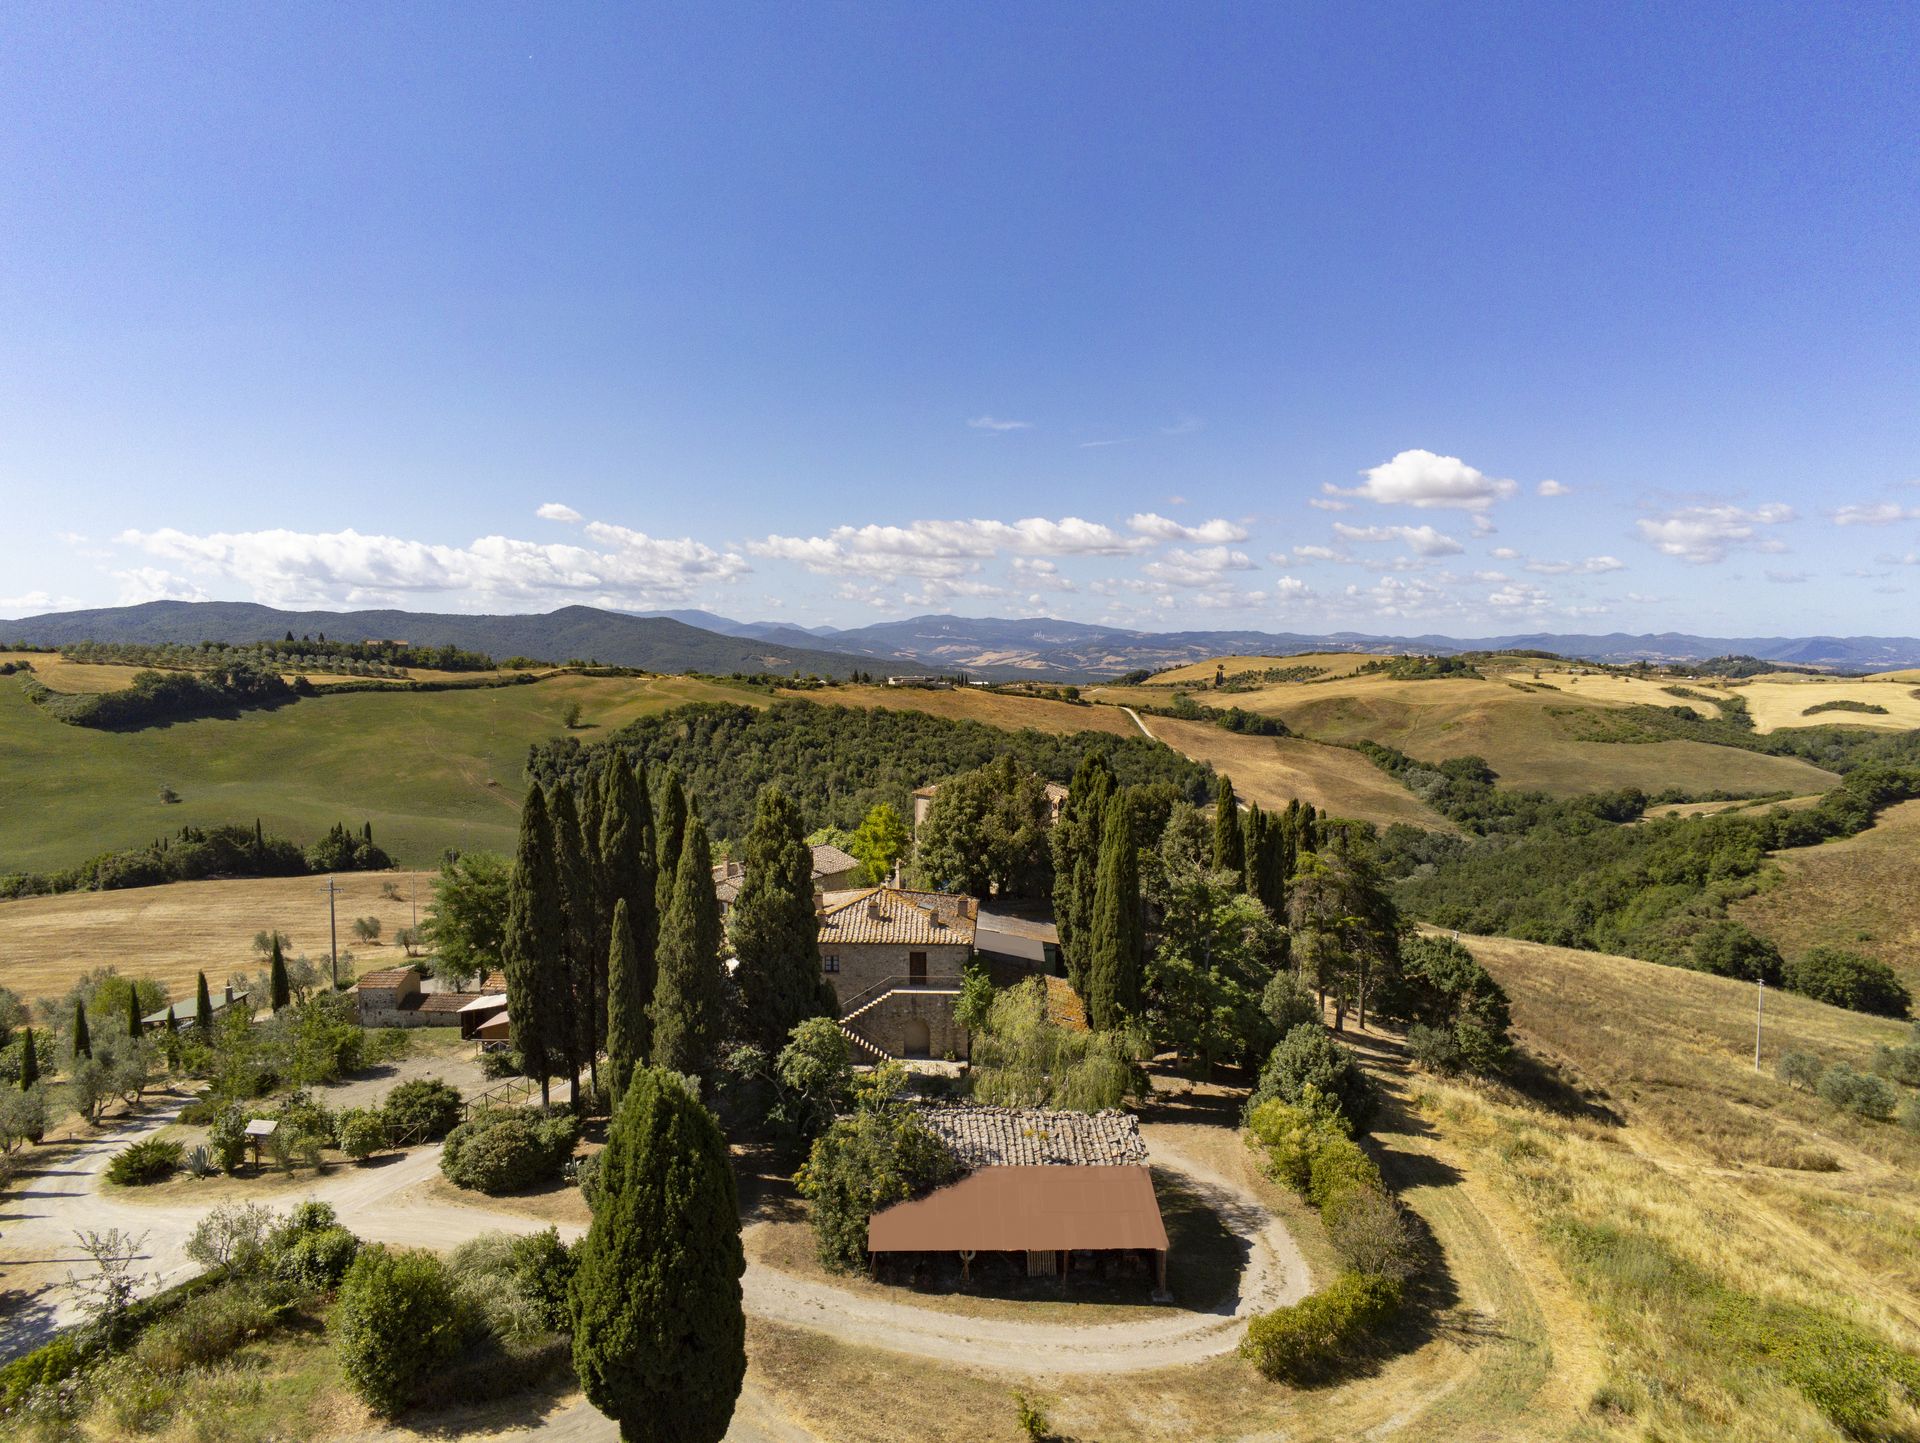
[1052,752,1114,999]
[126,985,143,1041]
[1211,775,1243,875]
[653,773,689,924]
[1087,799,1143,1032]
[269,936,291,1011]
[605,899,645,1105]
[504,784,567,1107]
[728,788,828,1054]
[550,783,596,1101]
[568,1066,745,1443]
[195,972,214,1035]
[73,1000,92,1059]
[598,761,658,1053]
[651,817,724,1084]
[19,1026,38,1090]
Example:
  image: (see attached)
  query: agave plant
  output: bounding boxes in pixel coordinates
[184,1143,213,1179]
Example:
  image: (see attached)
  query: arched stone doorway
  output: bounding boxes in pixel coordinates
[900,1017,932,1058]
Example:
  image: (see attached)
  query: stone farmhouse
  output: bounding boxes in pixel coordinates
[354,965,506,1032]
[822,885,977,1060]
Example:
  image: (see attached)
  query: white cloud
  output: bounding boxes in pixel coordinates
[1327,449,1519,511]
[1523,556,1625,575]
[1490,546,1520,560]
[967,416,1032,432]
[1078,438,1129,449]
[1831,501,1920,526]
[0,589,82,614]
[114,567,211,605]
[1331,522,1464,557]
[1008,557,1077,592]
[1306,496,1351,512]
[1537,479,1572,497]
[1142,546,1256,587]
[1127,512,1250,543]
[1287,545,1342,563]
[536,503,582,523]
[1634,503,1795,564]
[117,523,748,608]
[1487,581,1554,611]
[752,516,1144,582]
[1469,514,1496,536]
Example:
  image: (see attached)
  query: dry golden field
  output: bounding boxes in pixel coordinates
[1733,797,1920,993]
[0,870,436,1008]
[1735,678,1920,732]
[1527,668,1714,713]
[0,651,549,693]
[1100,669,1841,798]
[1149,651,1388,686]
[785,683,1139,737]
[1134,714,1454,830]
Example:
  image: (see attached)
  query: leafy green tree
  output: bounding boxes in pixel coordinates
[194,972,214,1034]
[915,755,1054,899]
[550,782,597,1098]
[730,789,831,1054]
[1784,946,1912,1018]
[1248,1022,1378,1130]
[1375,935,1512,1074]
[1147,852,1285,1074]
[795,1106,962,1272]
[504,784,568,1106]
[1087,800,1143,1031]
[651,817,725,1083]
[73,999,92,1060]
[1211,776,1244,875]
[969,977,1147,1111]
[569,1067,746,1443]
[653,771,690,923]
[423,850,512,990]
[774,1016,854,1139]
[1288,835,1400,1031]
[848,801,911,885]
[606,899,646,1104]
[269,936,291,1012]
[1689,921,1784,984]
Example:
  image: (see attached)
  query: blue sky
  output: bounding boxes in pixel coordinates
[2,3,1915,635]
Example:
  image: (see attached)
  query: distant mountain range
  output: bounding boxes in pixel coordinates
[6,600,1920,677]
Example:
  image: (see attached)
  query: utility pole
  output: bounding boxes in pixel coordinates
[1754,977,1765,1070]
[326,877,339,990]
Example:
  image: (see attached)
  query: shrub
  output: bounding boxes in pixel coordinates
[574,1149,604,1210]
[134,1284,289,1372]
[1687,920,1784,984]
[1816,1064,1898,1120]
[338,1107,389,1160]
[1260,971,1320,1035]
[1306,1133,1384,1214]
[1324,1187,1418,1282]
[186,1202,276,1274]
[1247,1024,1378,1130]
[1783,947,1912,1018]
[508,1227,577,1335]
[1246,1095,1346,1194]
[382,1077,463,1142]
[795,1108,963,1271]
[1869,1029,1920,1087]
[275,1225,360,1291]
[0,1335,83,1411]
[1900,1095,1920,1135]
[1240,1272,1403,1384]
[1404,1023,1463,1074]
[106,1136,183,1186]
[1774,1049,1824,1092]
[1013,1390,1052,1441]
[333,1245,471,1415]
[440,1109,578,1194]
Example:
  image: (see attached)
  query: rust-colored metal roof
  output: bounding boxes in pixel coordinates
[867,1165,1167,1254]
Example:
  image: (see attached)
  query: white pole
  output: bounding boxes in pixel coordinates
[328,877,338,990]
[1754,977,1764,1070]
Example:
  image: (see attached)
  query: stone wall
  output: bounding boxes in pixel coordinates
[851,989,968,1060]
[823,940,970,1009]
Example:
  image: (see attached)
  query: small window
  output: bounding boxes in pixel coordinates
[823,954,840,974]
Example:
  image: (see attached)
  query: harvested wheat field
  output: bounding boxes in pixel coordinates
[1138,715,1453,830]
[1528,668,1716,714]
[0,870,435,1009]
[1149,651,1389,686]
[785,683,1138,737]
[1732,678,1920,732]
[1733,797,1920,993]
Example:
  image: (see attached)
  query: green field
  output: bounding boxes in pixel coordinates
[0,671,760,873]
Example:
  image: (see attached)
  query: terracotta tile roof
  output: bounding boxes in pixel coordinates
[405,993,475,1015]
[355,967,417,990]
[809,843,860,877]
[714,845,865,906]
[817,886,977,948]
[913,1104,1147,1168]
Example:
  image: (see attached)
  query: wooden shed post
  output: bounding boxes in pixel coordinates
[1154,1249,1170,1301]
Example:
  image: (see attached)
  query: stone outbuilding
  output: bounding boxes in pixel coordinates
[354,966,505,1029]
[713,842,864,916]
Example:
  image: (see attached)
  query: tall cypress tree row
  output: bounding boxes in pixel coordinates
[728,788,829,1054]
[653,772,689,924]
[568,1066,745,1443]
[597,761,658,1036]
[195,973,214,1035]
[1087,797,1143,1031]
[72,1000,91,1060]
[651,816,725,1084]
[1211,775,1244,875]
[1051,752,1115,999]
[504,784,567,1107]
[269,936,291,1012]
[549,783,596,1101]
[605,899,646,1105]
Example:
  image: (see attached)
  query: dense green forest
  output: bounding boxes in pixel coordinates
[527,700,1214,842]
[1384,730,1920,1014]
[0,820,393,899]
